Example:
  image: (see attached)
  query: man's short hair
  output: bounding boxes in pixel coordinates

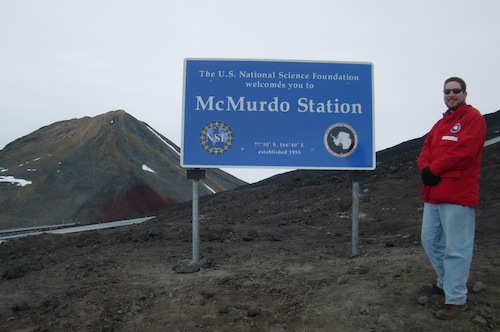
[444,77,467,91]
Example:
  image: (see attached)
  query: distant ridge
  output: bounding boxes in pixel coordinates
[0,110,246,230]
[247,110,500,187]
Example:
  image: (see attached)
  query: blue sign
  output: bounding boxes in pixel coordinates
[181,59,374,170]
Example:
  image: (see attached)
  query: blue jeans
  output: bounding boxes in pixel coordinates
[421,202,475,305]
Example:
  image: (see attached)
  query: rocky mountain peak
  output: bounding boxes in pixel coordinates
[0,110,246,229]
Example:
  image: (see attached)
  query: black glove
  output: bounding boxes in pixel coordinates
[421,166,440,186]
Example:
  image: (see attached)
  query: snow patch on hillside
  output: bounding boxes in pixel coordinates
[142,164,157,174]
[0,176,32,186]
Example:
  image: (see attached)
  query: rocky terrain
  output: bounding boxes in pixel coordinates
[0,111,498,331]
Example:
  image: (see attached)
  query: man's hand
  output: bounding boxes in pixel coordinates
[421,166,440,186]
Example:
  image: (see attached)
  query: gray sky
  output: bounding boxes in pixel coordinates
[1,0,499,183]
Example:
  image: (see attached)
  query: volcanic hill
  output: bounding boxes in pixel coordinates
[0,110,246,229]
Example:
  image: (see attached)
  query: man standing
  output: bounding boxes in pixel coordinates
[418,77,486,319]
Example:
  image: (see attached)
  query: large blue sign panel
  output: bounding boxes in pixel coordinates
[181,59,374,170]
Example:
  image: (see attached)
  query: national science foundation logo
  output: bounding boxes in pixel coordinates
[200,120,234,155]
[324,123,358,157]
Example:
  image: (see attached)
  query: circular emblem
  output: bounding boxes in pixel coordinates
[324,123,358,157]
[451,123,461,133]
[200,121,234,155]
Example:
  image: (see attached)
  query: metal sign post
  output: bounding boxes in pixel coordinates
[187,169,205,263]
[350,171,367,256]
[351,180,360,256]
[192,179,200,262]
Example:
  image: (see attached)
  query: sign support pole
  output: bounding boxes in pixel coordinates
[192,179,200,263]
[351,180,360,256]
[187,169,206,263]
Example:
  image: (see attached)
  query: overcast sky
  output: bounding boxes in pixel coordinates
[1,0,499,183]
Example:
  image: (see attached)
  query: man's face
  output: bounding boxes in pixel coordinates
[444,81,467,111]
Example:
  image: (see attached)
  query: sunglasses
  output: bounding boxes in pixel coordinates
[443,88,463,95]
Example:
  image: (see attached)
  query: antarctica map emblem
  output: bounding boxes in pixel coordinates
[324,123,358,158]
[200,120,234,155]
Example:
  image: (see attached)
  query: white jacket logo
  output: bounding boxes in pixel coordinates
[451,123,461,133]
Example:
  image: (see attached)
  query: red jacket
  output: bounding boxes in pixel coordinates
[417,104,486,207]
